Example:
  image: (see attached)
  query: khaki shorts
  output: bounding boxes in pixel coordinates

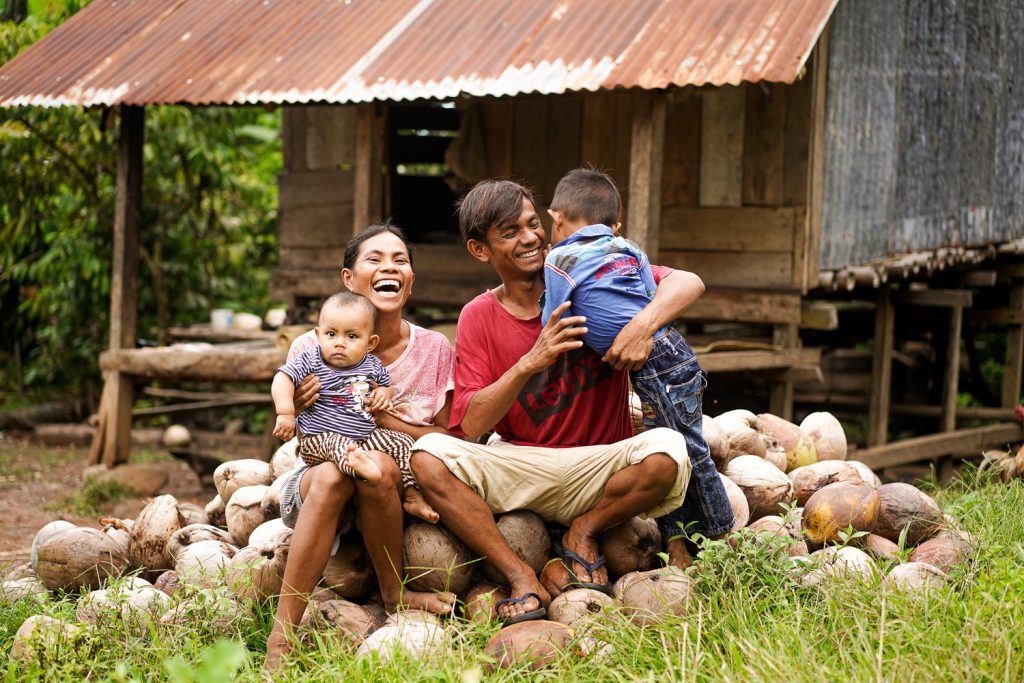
[411,428,690,527]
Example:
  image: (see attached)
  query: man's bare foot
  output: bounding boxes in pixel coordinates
[402,486,440,523]
[263,627,292,672]
[386,589,457,615]
[495,570,550,621]
[667,537,694,570]
[341,443,382,482]
[561,526,609,585]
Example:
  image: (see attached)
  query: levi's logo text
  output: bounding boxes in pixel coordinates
[517,346,613,424]
[595,256,639,280]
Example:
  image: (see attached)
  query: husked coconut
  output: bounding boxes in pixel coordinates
[723,455,794,521]
[2,561,33,581]
[31,520,75,573]
[35,527,129,592]
[213,459,273,504]
[744,515,808,557]
[616,566,693,625]
[162,424,192,449]
[612,571,641,599]
[788,461,863,506]
[598,517,662,578]
[11,615,85,662]
[979,447,1024,482]
[206,494,227,529]
[799,412,847,461]
[385,610,440,627]
[356,621,445,663]
[703,415,730,468]
[174,540,237,588]
[101,520,132,555]
[75,587,170,631]
[540,558,571,600]
[757,413,817,471]
[720,474,750,532]
[300,598,381,647]
[882,562,948,592]
[909,537,973,574]
[483,620,573,672]
[847,461,881,488]
[322,536,377,600]
[801,482,880,546]
[261,475,287,518]
[715,410,767,459]
[480,510,550,585]
[798,546,876,586]
[129,494,187,579]
[248,518,292,549]
[463,582,510,623]
[153,571,180,597]
[166,524,235,564]
[547,588,612,628]
[270,440,299,479]
[403,521,475,593]
[225,485,271,546]
[226,544,288,602]
[763,445,787,472]
[178,502,208,527]
[160,589,249,633]
[874,483,944,546]
[0,577,48,604]
[858,534,901,563]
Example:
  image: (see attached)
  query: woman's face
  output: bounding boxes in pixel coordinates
[341,231,415,315]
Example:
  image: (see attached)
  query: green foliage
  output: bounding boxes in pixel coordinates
[45,477,132,516]
[1,6,280,394]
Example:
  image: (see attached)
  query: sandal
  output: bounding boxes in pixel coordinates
[552,540,613,596]
[495,592,547,627]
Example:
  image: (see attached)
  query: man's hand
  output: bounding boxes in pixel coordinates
[273,414,296,441]
[364,386,394,414]
[518,301,587,374]
[603,313,655,372]
[293,373,320,414]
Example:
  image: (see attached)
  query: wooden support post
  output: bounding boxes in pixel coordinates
[627,91,666,258]
[353,102,385,236]
[937,305,963,482]
[100,105,144,467]
[801,25,829,293]
[1001,280,1024,408]
[868,287,895,447]
[769,324,798,420]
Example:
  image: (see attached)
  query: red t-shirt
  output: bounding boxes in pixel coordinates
[450,266,671,447]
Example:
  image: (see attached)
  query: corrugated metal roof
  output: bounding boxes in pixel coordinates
[0,0,837,108]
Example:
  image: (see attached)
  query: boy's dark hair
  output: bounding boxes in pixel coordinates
[344,220,413,270]
[321,291,377,327]
[456,179,536,244]
[550,168,620,227]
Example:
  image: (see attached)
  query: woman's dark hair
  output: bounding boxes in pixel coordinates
[343,220,414,270]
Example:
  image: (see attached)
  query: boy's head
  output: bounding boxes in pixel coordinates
[457,180,546,277]
[548,168,621,243]
[315,292,379,368]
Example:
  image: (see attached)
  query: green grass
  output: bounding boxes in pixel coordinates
[44,479,134,517]
[3,478,1023,682]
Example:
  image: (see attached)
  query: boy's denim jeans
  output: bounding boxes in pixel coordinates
[630,328,735,540]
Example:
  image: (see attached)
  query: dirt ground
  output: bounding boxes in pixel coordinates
[0,432,211,566]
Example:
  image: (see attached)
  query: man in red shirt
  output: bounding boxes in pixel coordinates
[411,180,704,622]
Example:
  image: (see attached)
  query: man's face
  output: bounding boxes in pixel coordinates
[471,200,546,277]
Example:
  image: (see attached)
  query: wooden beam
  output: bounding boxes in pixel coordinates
[699,85,745,207]
[627,91,667,258]
[856,422,1024,470]
[938,305,964,481]
[659,206,804,252]
[101,105,144,467]
[793,396,1017,421]
[868,287,894,447]
[801,26,829,293]
[679,288,802,325]
[769,324,799,420]
[100,348,286,382]
[1003,281,1024,407]
[800,301,839,330]
[967,307,1024,324]
[696,347,819,373]
[132,396,272,418]
[353,102,385,236]
[897,288,973,308]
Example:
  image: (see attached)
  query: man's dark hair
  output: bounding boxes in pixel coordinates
[321,291,377,327]
[550,168,621,227]
[344,220,413,270]
[456,179,536,244]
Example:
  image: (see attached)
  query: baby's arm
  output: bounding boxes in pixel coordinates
[271,371,297,440]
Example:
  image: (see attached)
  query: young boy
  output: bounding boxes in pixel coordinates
[271,291,437,522]
[541,168,734,546]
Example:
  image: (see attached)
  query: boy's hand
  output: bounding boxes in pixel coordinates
[273,414,296,441]
[293,374,321,414]
[364,386,395,414]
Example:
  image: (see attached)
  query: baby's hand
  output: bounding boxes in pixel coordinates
[273,414,295,441]
[364,386,394,414]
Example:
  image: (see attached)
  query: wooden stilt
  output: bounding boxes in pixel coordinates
[353,102,385,236]
[937,305,963,483]
[1001,280,1024,408]
[627,91,666,259]
[868,287,895,447]
[769,323,798,420]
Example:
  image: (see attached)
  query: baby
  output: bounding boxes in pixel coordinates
[271,291,437,522]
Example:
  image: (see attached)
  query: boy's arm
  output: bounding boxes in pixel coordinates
[541,257,575,325]
[271,372,298,440]
[603,268,705,371]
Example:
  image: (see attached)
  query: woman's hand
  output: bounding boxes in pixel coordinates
[364,386,395,414]
[293,374,320,414]
[273,414,295,441]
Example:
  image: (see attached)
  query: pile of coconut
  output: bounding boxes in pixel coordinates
[1,414,975,670]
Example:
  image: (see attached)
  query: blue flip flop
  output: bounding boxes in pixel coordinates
[495,592,547,626]
[552,541,613,596]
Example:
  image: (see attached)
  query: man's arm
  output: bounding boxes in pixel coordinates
[602,268,705,372]
[458,301,586,442]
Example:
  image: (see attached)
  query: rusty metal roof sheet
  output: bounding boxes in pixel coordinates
[0,0,837,108]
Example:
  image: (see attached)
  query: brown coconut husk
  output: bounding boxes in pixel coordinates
[153,571,180,598]
[702,414,730,468]
[35,527,129,592]
[801,482,880,546]
[300,598,381,648]
[10,615,86,662]
[799,412,848,461]
[129,494,187,579]
[322,535,377,600]
[480,511,550,585]
[873,483,944,546]
[908,537,973,574]
[719,474,750,532]
[462,582,510,623]
[177,502,209,527]
[615,566,693,625]
[166,524,235,564]
[597,517,662,579]
[788,461,864,507]
[882,561,948,592]
[213,459,273,505]
[757,413,817,471]
[174,540,237,588]
[744,515,808,557]
[483,620,574,672]
[270,441,299,479]
[226,544,288,602]
[355,621,446,664]
[856,534,902,563]
[225,484,271,547]
[30,521,76,574]
[715,410,768,460]
[205,495,227,529]
[547,588,613,628]
[403,521,475,593]
[722,455,795,522]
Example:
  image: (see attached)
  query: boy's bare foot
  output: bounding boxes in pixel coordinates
[561,526,609,585]
[496,570,550,621]
[402,486,440,523]
[667,537,694,570]
[263,627,292,672]
[341,443,382,482]
[385,590,457,615]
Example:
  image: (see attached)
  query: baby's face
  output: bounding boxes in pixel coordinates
[316,303,377,369]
